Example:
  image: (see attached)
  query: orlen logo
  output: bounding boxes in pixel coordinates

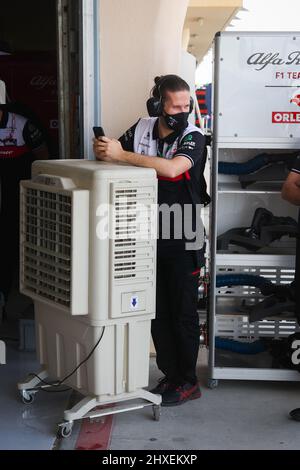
[272,92,300,123]
[290,92,300,107]
[272,112,300,123]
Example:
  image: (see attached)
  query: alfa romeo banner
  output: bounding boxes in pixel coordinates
[214,32,300,143]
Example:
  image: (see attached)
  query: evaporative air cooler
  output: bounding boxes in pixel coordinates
[17,160,161,437]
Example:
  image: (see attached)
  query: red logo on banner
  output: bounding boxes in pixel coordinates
[272,112,300,123]
[290,93,300,107]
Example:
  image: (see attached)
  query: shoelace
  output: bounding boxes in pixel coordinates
[175,384,197,392]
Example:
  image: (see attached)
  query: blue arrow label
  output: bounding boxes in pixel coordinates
[130,296,138,309]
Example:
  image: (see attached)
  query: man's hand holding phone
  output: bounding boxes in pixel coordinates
[93,126,124,162]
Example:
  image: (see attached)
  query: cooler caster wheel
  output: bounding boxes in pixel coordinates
[57,421,73,438]
[20,390,35,404]
[207,379,219,389]
[153,405,161,421]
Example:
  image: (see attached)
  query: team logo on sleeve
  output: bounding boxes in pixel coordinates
[182,134,195,149]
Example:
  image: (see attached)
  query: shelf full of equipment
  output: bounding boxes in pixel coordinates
[208,31,300,386]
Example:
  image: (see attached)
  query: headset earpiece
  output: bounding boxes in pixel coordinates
[146,96,162,117]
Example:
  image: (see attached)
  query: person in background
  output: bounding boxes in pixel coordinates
[281,154,300,421]
[0,104,49,307]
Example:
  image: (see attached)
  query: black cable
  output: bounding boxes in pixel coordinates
[27,327,106,391]
[57,327,105,385]
[25,373,71,391]
[27,373,61,387]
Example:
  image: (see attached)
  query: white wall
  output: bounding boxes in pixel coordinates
[180,50,197,125]
[99,0,189,138]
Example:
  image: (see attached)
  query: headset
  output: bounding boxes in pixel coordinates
[146,75,194,117]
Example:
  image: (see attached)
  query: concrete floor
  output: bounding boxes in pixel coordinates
[0,342,71,450]
[1,343,300,450]
[110,358,300,451]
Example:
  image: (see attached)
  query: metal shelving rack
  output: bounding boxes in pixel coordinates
[208,31,300,388]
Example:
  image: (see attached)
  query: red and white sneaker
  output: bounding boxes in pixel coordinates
[161,382,201,407]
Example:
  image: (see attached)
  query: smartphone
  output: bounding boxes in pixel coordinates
[93,126,105,139]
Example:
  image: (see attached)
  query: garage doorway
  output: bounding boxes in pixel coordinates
[0,0,100,330]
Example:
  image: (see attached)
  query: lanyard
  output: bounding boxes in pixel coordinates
[157,140,173,158]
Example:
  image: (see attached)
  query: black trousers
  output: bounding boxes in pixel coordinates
[151,250,201,385]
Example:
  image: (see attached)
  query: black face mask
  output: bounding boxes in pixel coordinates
[163,112,189,132]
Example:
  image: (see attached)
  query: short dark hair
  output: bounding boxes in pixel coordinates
[152,75,190,101]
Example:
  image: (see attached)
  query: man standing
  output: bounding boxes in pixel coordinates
[0,104,49,305]
[281,154,300,421]
[93,75,209,406]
